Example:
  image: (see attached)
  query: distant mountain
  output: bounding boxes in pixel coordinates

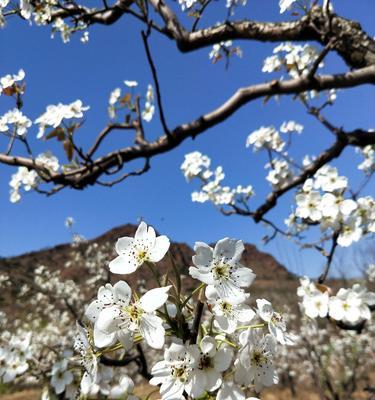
[0,224,299,312]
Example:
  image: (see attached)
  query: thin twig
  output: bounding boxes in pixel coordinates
[141,29,171,137]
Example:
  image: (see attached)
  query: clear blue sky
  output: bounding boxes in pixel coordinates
[0,1,374,278]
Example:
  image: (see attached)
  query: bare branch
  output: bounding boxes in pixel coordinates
[1,66,374,193]
[141,29,171,136]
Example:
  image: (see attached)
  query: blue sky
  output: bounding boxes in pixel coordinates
[0,0,374,278]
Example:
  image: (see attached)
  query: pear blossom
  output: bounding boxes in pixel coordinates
[329,284,375,325]
[0,356,29,383]
[357,145,375,174]
[51,18,71,43]
[366,264,375,282]
[93,284,171,349]
[0,69,25,93]
[20,0,33,19]
[295,190,322,221]
[280,120,303,134]
[209,40,242,63]
[206,286,255,334]
[188,336,233,398]
[217,381,246,400]
[142,84,154,122]
[178,0,198,11]
[189,238,256,303]
[336,216,363,247]
[124,80,138,88]
[9,166,38,203]
[314,165,348,193]
[246,126,284,152]
[235,328,278,393]
[74,323,98,383]
[109,221,170,274]
[150,342,199,400]
[279,0,297,13]
[35,99,89,139]
[36,151,60,172]
[80,31,89,43]
[0,108,32,136]
[80,364,114,397]
[109,376,138,399]
[181,151,211,181]
[108,88,121,118]
[302,290,329,319]
[50,359,73,394]
[256,299,293,345]
[319,193,357,219]
[263,42,321,80]
[266,159,293,189]
[297,276,319,298]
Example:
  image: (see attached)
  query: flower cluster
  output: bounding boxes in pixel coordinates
[9,152,60,203]
[357,144,375,175]
[35,99,89,139]
[0,108,32,136]
[245,121,303,189]
[26,221,293,399]
[107,80,155,123]
[209,40,242,64]
[0,69,25,95]
[367,263,375,282]
[287,164,375,247]
[0,332,32,383]
[279,0,297,14]
[262,42,322,79]
[179,0,246,13]
[297,277,375,326]
[51,17,89,44]
[181,151,254,206]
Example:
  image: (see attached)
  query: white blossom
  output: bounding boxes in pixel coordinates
[206,286,255,334]
[279,0,297,14]
[142,84,155,122]
[235,328,278,393]
[188,336,233,398]
[189,238,255,303]
[150,342,199,399]
[92,282,171,349]
[109,221,170,274]
[35,99,89,139]
[329,284,375,325]
[0,108,32,136]
[0,69,25,94]
[246,126,284,152]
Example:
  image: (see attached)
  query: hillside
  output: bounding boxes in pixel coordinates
[0,224,299,313]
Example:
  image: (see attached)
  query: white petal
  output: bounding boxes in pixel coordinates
[190,267,214,284]
[200,336,216,357]
[115,236,134,254]
[96,306,121,333]
[98,284,115,304]
[113,281,132,305]
[214,347,233,372]
[94,327,116,348]
[214,238,244,261]
[84,300,103,323]
[139,314,165,349]
[236,266,256,287]
[109,255,139,274]
[135,221,148,240]
[193,242,213,266]
[117,329,134,351]
[149,235,170,262]
[140,286,171,312]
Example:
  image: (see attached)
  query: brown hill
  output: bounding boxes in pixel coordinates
[0,224,298,312]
